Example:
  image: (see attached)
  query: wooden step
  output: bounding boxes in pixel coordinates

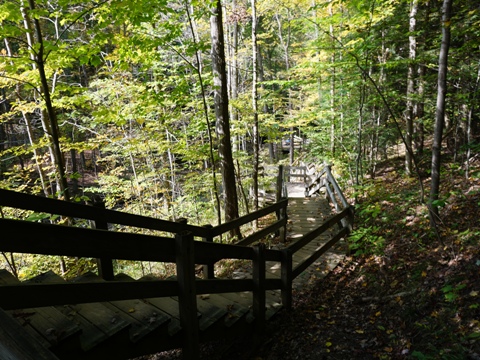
[73,272,171,343]
[27,271,132,359]
[0,307,61,360]
[199,293,250,328]
[218,290,282,321]
[0,270,83,358]
[138,274,229,340]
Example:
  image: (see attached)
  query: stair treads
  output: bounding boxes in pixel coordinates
[195,296,228,331]
[59,303,130,351]
[11,307,81,347]
[105,299,170,342]
[139,273,228,333]
[26,270,131,352]
[73,272,171,342]
[200,294,249,327]
[207,292,254,324]
[0,307,61,360]
[142,297,181,336]
[2,270,82,351]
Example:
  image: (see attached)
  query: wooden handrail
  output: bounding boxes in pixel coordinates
[0,188,210,237]
[211,198,287,237]
[0,188,287,244]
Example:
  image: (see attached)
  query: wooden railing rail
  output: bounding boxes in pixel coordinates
[0,189,210,237]
[211,198,287,238]
[0,188,288,282]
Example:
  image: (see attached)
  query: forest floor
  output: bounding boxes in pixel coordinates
[140,152,480,360]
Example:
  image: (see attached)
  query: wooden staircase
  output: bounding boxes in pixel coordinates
[0,165,353,359]
[1,268,282,360]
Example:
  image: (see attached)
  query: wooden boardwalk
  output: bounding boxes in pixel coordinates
[237,183,348,308]
[286,194,347,289]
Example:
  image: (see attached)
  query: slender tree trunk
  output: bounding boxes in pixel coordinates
[210,0,240,230]
[230,0,240,153]
[275,11,294,165]
[405,0,418,175]
[4,37,50,196]
[329,1,336,156]
[24,0,70,201]
[430,0,453,220]
[414,62,426,155]
[184,0,222,226]
[252,0,259,214]
[415,1,430,156]
[355,75,367,187]
[465,58,480,178]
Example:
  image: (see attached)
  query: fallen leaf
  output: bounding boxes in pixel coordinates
[470,291,478,297]
[325,342,332,347]
[355,329,364,334]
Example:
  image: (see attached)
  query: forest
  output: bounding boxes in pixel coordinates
[0,0,479,358]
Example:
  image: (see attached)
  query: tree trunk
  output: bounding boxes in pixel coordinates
[252,0,259,214]
[430,0,453,220]
[184,1,222,226]
[329,1,336,156]
[24,0,70,201]
[465,60,480,178]
[405,0,418,175]
[4,37,50,196]
[414,1,431,156]
[210,0,240,230]
[275,11,293,165]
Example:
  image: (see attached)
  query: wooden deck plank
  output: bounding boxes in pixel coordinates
[0,307,61,360]
[200,294,249,327]
[28,271,131,352]
[0,270,82,352]
[74,272,171,342]
[138,274,228,334]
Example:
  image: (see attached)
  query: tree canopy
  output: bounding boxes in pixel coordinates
[1,0,479,228]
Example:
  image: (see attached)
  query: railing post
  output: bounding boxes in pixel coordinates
[280,201,288,243]
[175,231,199,360]
[275,166,288,242]
[253,243,266,344]
[202,225,215,279]
[276,165,284,201]
[281,248,293,310]
[91,197,114,281]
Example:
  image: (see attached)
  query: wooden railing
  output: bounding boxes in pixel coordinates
[0,165,353,359]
